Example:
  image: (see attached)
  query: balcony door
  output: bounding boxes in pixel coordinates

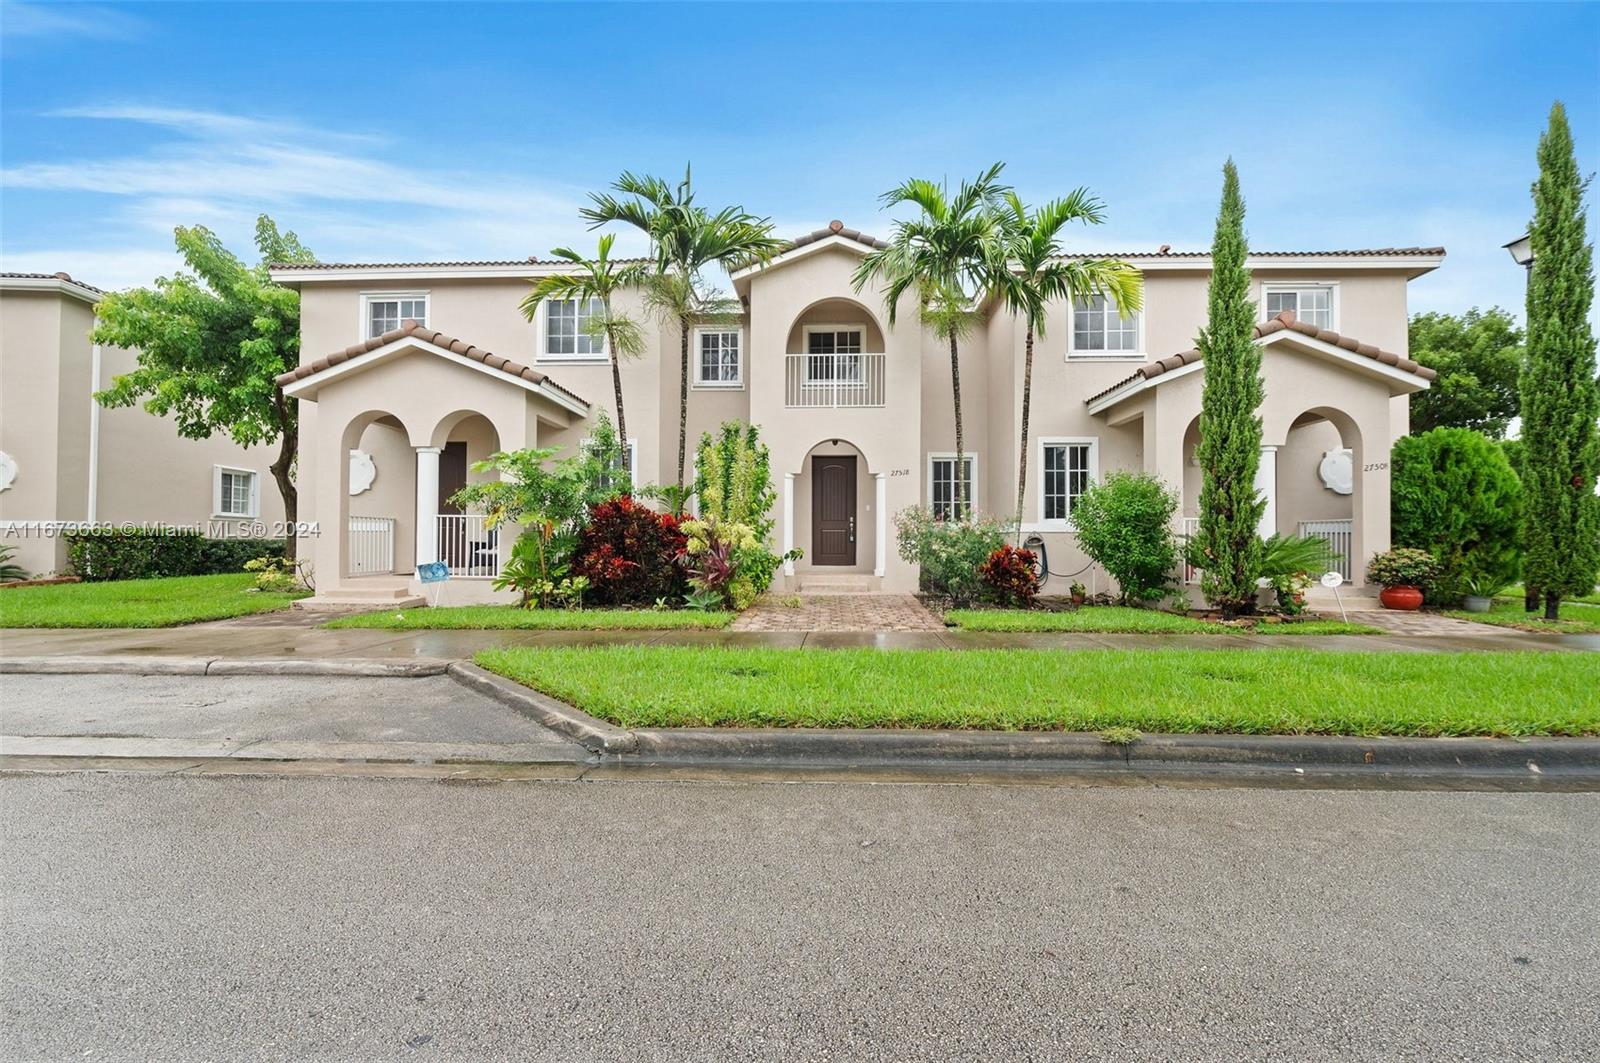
[811,455,857,566]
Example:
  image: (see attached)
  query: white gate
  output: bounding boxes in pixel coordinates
[348,516,396,575]
[1297,519,1353,582]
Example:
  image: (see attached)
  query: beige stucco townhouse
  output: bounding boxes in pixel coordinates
[268,224,1442,606]
[0,272,286,577]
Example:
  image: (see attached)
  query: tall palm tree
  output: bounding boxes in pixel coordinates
[520,234,646,446]
[853,163,1010,517]
[992,191,1143,538]
[582,166,784,495]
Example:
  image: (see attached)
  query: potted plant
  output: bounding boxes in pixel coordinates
[1366,547,1438,611]
[1461,574,1507,614]
[1068,580,1087,606]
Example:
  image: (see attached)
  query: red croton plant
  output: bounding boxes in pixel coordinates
[979,545,1040,607]
[573,496,688,605]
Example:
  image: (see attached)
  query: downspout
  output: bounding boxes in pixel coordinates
[86,316,101,522]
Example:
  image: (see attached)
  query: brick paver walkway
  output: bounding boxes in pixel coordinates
[732,594,946,632]
[1324,609,1497,636]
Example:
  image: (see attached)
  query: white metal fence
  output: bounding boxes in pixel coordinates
[347,517,395,575]
[437,514,500,578]
[785,353,886,408]
[1297,519,1353,582]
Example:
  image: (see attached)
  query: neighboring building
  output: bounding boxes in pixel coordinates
[268,226,1443,604]
[0,272,286,577]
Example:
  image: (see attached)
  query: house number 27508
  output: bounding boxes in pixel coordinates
[1364,462,1388,472]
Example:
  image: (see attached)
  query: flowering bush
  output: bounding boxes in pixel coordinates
[1366,547,1440,589]
[573,496,687,605]
[979,545,1040,606]
[894,507,1012,606]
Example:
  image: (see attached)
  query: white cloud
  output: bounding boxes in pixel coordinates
[0,2,146,41]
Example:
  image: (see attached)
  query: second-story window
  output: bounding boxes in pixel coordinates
[1263,285,1335,329]
[805,328,864,382]
[366,294,428,338]
[545,297,606,358]
[695,329,742,386]
[1070,295,1140,355]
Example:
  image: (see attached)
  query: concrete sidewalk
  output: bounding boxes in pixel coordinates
[2,624,1594,661]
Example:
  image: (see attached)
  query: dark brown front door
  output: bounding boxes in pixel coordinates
[438,442,468,515]
[812,455,857,566]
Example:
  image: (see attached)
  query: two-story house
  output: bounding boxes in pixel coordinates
[269,223,1442,605]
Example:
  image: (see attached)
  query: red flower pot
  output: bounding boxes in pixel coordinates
[1379,585,1424,611]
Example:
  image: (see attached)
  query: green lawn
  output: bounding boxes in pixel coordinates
[327,605,733,631]
[476,646,1599,737]
[0,573,308,628]
[1446,598,1600,636]
[945,606,1381,636]
[1505,584,1600,606]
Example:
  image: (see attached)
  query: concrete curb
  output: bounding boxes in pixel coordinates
[445,662,638,754]
[621,727,1600,781]
[0,656,449,677]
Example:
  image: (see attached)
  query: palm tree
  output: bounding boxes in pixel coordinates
[853,163,1010,517]
[520,234,646,447]
[991,191,1143,538]
[582,166,784,495]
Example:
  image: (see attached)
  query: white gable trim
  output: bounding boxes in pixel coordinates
[282,336,589,416]
[730,233,875,281]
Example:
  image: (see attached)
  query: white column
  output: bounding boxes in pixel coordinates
[874,472,887,578]
[414,446,442,570]
[782,473,796,576]
[1255,445,1279,539]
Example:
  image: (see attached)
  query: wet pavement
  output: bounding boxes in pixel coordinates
[3,624,1594,659]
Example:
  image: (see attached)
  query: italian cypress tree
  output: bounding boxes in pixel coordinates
[1193,160,1265,617]
[1520,101,1600,620]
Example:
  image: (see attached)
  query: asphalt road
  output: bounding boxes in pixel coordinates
[3,773,1597,1062]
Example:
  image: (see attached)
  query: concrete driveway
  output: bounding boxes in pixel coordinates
[2,773,1596,1061]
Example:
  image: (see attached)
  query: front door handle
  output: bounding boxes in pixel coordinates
[849,517,855,543]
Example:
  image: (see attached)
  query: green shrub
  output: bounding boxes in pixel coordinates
[65,530,285,582]
[1070,472,1179,604]
[1391,427,1522,602]
[894,507,1010,606]
[1367,547,1440,589]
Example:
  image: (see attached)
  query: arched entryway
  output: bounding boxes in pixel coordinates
[783,438,886,582]
[1273,406,1364,583]
[426,411,503,578]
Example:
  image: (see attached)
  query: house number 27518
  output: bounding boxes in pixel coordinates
[890,469,911,476]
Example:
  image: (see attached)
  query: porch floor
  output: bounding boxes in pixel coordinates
[732,594,945,633]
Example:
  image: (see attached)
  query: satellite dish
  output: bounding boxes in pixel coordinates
[1320,570,1344,589]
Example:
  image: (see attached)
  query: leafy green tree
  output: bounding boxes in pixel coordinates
[1408,308,1525,437]
[1519,101,1600,620]
[991,190,1143,538]
[582,165,784,493]
[91,216,315,558]
[1192,161,1265,616]
[855,163,1010,517]
[694,421,777,543]
[1069,472,1179,605]
[1391,428,1523,602]
[520,235,646,445]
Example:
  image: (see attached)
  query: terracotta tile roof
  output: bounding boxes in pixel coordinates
[275,320,589,408]
[1059,247,1445,259]
[269,256,650,271]
[787,219,889,251]
[1084,311,1437,406]
[0,271,106,294]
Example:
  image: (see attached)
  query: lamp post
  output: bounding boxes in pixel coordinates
[1506,231,1539,611]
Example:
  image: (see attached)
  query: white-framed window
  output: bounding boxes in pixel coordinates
[928,453,977,521]
[1262,284,1337,330]
[1038,438,1098,526]
[583,435,638,492]
[362,292,428,339]
[803,326,866,382]
[544,297,606,358]
[694,328,742,387]
[213,466,260,518]
[1069,295,1142,357]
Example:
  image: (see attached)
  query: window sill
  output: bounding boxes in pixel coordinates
[1065,353,1148,362]
[212,513,260,521]
[692,381,744,391]
[535,356,610,366]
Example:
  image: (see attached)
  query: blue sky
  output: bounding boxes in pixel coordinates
[2,1,1596,325]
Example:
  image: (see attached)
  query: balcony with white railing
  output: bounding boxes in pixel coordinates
[785,352,886,408]
[436,513,500,578]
